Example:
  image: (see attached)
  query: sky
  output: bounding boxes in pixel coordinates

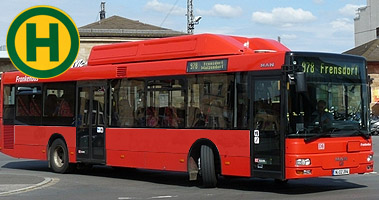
[0,0,367,53]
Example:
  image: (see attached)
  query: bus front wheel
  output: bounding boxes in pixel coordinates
[50,138,70,173]
[200,145,217,188]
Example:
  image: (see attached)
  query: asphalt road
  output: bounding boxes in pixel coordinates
[0,137,378,200]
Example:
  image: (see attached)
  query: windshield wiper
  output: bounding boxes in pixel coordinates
[304,127,340,143]
[352,129,370,139]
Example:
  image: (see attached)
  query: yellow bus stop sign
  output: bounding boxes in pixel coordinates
[7,6,79,79]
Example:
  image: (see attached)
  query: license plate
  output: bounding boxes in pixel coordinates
[333,168,350,176]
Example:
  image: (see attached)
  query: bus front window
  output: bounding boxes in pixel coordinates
[287,55,369,139]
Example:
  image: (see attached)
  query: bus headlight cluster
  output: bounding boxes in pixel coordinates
[367,154,373,162]
[296,158,311,166]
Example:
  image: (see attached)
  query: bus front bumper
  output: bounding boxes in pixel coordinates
[285,152,374,179]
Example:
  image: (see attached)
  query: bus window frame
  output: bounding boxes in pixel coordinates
[14,84,43,125]
[3,84,16,125]
[42,81,76,126]
[146,76,187,129]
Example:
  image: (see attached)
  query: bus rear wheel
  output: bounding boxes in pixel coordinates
[50,138,71,173]
[200,145,218,188]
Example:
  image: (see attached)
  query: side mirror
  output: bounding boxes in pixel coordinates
[295,72,307,93]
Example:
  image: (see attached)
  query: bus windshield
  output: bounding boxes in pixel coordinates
[287,54,369,140]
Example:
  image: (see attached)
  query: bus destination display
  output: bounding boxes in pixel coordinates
[294,56,363,81]
[187,59,228,73]
[302,61,359,76]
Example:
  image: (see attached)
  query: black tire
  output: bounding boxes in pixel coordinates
[274,179,288,184]
[50,138,71,173]
[200,145,217,188]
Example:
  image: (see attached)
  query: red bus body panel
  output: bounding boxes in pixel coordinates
[106,129,251,177]
[1,126,76,162]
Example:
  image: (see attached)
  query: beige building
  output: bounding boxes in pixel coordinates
[76,15,186,66]
[344,39,379,114]
[354,0,379,47]
[350,0,379,114]
[0,52,13,72]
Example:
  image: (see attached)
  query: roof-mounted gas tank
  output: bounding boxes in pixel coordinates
[87,33,290,66]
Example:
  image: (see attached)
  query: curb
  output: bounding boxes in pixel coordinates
[0,177,59,196]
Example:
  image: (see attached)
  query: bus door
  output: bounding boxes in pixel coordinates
[76,81,107,164]
[250,75,284,179]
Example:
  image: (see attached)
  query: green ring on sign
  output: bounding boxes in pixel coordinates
[7,6,79,79]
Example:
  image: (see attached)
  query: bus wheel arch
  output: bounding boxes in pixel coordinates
[187,139,221,187]
[48,134,73,173]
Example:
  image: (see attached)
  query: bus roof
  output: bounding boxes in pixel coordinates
[2,34,290,84]
[88,33,290,66]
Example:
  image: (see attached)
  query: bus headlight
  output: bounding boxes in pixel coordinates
[296,158,311,166]
[367,154,373,162]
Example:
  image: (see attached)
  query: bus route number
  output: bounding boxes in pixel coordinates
[189,62,199,71]
[302,62,315,73]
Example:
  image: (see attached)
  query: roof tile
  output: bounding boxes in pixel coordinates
[78,15,185,38]
[344,39,379,62]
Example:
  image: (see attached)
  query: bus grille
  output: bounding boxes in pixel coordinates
[3,125,14,149]
[117,67,127,77]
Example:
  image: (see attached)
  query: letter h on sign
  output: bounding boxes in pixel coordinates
[26,23,59,62]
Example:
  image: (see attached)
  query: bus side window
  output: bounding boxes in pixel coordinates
[187,74,234,129]
[43,82,76,126]
[3,85,15,125]
[45,94,58,117]
[236,72,249,129]
[57,94,74,117]
[146,107,159,127]
[15,85,42,125]
[16,95,30,117]
[111,79,145,128]
[146,79,185,128]
[29,94,42,116]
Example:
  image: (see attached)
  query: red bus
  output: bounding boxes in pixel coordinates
[0,34,374,187]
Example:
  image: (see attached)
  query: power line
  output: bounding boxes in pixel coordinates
[160,0,179,27]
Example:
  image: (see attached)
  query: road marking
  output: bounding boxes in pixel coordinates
[0,177,59,196]
[149,196,178,199]
[363,172,378,175]
[118,195,178,200]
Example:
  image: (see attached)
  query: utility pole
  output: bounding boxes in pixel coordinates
[100,2,106,20]
[187,0,194,34]
[187,0,201,34]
